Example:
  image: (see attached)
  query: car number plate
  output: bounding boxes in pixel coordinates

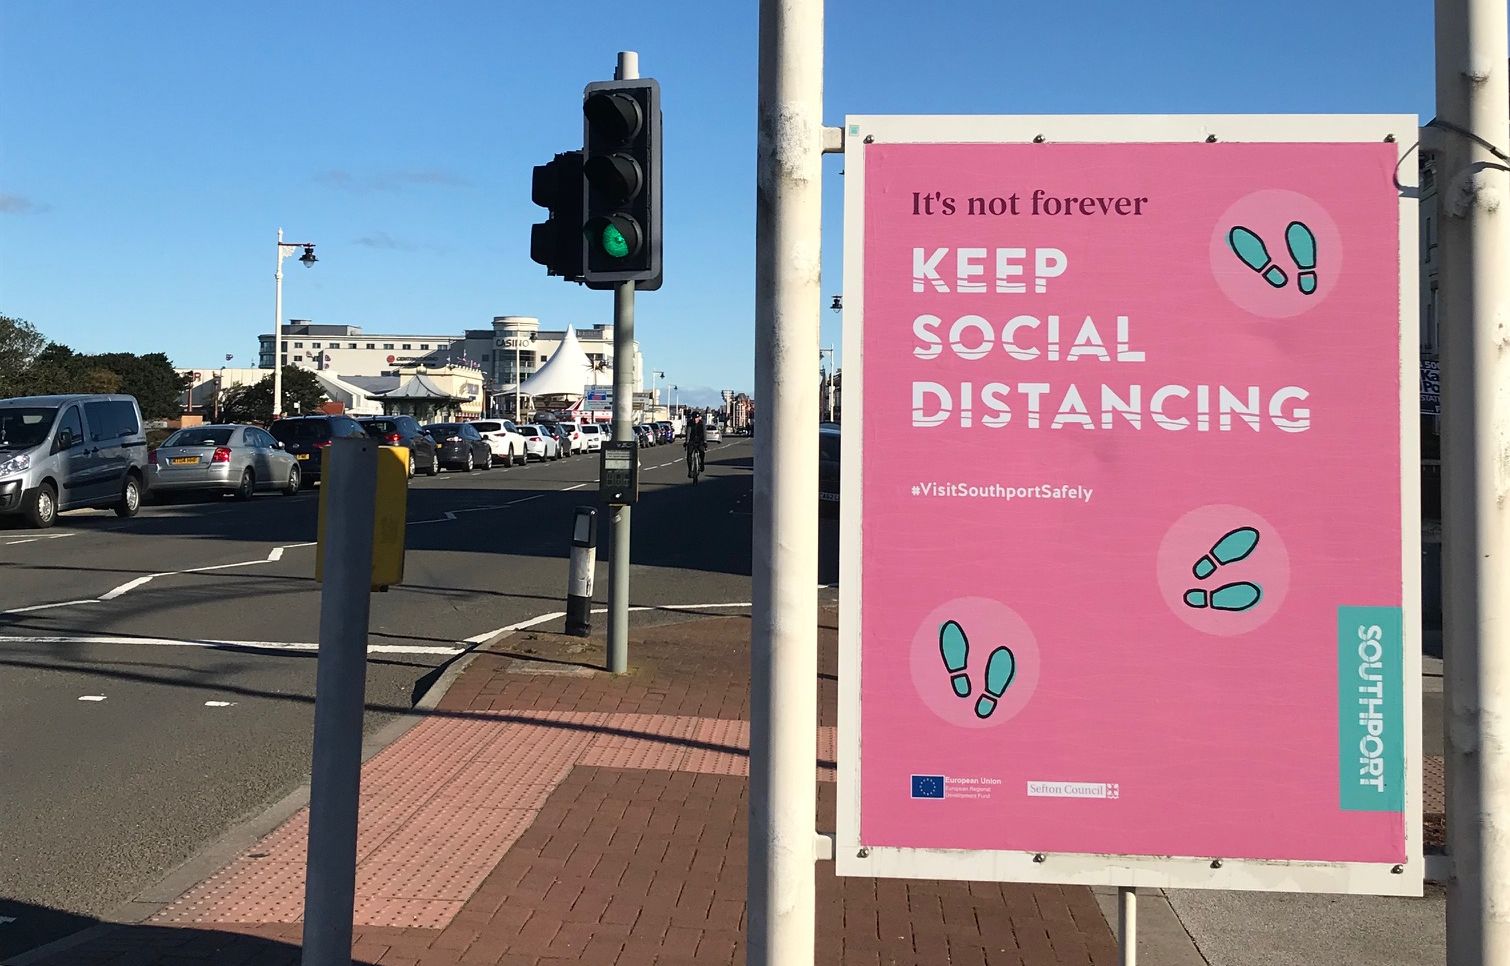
[169,457,200,465]
[296,453,311,460]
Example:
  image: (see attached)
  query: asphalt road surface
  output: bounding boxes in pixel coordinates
[0,436,765,959]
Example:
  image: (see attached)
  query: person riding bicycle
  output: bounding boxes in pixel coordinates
[684,412,707,479]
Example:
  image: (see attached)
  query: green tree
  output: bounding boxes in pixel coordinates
[218,367,328,423]
[80,351,185,419]
[0,314,47,397]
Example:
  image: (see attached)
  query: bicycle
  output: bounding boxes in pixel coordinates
[685,442,705,483]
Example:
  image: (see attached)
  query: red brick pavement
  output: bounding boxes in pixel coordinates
[25,614,1119,965]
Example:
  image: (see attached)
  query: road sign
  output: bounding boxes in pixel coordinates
[582,386,613,411]
[1420,357,1440,415]
[837,114,1422,896]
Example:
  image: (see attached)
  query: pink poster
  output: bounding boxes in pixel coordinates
[856,141,1407,864]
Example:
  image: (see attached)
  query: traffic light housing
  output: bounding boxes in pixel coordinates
[529,151,585,281]
[581,78,661,290]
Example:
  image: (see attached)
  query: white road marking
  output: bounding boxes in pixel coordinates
[588,601,754,614]
[78,695,106,702]
[408,493,546,527]
[463,611,566,644]
[0,636,464,656]
[0,914,16,925]
[204,701,236,707]
[3,533,78,546]
[3,599,100,614]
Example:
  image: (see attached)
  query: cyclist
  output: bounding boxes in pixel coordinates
[684,411,707,480]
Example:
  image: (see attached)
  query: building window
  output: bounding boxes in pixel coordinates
[348,343,358,349]
[420,344,430,350]
[294,355,304,362]
[383,343,394,350]
[294,342,304,348]
[402,343,412,350]
[366,343,376,350]
[312,342,322,349]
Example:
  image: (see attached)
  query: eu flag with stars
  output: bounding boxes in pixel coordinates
[911,775,945,799]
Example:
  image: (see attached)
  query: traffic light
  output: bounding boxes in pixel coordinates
[581,78,661,290]
[529,150,585,281]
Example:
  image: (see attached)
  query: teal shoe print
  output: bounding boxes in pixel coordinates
[974,647,1017,720]
[939,620,971,698]
[1191,526,1260,579]
[1286,221,1318,295]
[1227,227,1288,288]
[1183,581,1263,612]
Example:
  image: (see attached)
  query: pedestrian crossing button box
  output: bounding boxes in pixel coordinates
[599,440,639,506]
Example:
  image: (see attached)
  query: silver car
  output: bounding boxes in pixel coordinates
[149,424,302,500]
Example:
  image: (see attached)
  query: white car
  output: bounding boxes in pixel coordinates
[556,420,584,456]
[705,422,723,443]
[467,420,526,466]
[517,424,561,461]
[577,423,605,452]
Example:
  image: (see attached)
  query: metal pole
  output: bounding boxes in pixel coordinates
[515,344,520,420]
[273,228,284,420]
[608,279,634,675]
[603,48,640,677]
[1118,887,1137,966]
[301,438,378,966]
[750,1,823,963]
[1437,0,1510,961]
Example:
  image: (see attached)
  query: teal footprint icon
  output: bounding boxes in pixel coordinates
[1227,227,1288,288]
[1192,526,1260,579]
[1286,221,1317,295]
[1184,582,1262,612]
[939,620,971,698]
[974,647,1017,719]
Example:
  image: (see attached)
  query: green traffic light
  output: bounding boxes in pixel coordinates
[601,223,630,258]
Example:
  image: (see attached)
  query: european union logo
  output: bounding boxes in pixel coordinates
[911,775,945,799]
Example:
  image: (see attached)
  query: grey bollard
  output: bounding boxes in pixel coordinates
[566,506,597,637]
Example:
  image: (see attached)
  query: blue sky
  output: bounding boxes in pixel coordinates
[0,1,1438,402]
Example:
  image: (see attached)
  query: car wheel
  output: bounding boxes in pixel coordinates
[284,465,301,495]
[426,453,440,476]
[482,450,493,470]
[463,450,474,472]
[408,454,416,479]
[234,469,254,502]
[115,474,143,517]
[24,482,58,529]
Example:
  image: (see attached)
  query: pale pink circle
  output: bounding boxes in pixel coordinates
[1156,505,1290,636]
[908,597,1039,729]
[1209,189,1342,319]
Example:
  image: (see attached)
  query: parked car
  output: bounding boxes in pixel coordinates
[539,421,571,456]
[634,424,655,448]
[705,421,723,444]
[358,415,440,478]
[517,424,561,461]
[577,423,605,452]
[150,424,302,500]
[556,420,585,456]
[467,419,526,466]
[655,421,674,444]
[0,394,148,528]
[819,424,840,513]
[269,414,367,486]
[423,422,494,471]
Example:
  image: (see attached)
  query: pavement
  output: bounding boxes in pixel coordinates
[0,437,761,959]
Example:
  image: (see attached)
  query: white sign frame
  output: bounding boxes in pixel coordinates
[836,114,1423,896]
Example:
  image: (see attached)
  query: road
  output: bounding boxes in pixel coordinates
[0,435,766,959]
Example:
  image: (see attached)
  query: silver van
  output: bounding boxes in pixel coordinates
[0,394,149,528]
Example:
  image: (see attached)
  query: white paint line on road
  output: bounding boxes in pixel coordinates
[78,694,106,702]
[204,701,236,707]
[587,601,754,615]
[408,493,547,527]
[3,532,78,546]
[0,914,16,925]
[0,636,464,656]
[3,599,99,614]
[562,483,588,491]
[463,611,566,644]
[93,540,317,601]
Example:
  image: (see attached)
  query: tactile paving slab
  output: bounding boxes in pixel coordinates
[151,710,839,930]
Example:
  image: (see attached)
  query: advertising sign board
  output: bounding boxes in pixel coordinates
[837,115,1422,896]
